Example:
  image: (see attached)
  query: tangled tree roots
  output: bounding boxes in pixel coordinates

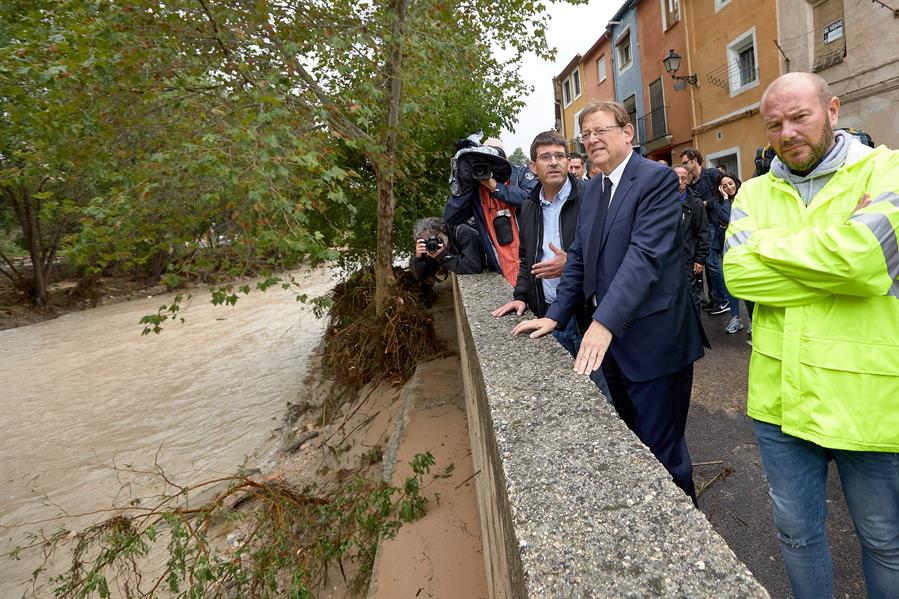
[323,266,447,393]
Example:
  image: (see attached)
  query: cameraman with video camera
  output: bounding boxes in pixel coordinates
[412,217,484,284]
[443,135,538,287]
[477,137,538,207]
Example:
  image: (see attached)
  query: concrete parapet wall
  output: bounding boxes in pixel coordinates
[453,273,769,598]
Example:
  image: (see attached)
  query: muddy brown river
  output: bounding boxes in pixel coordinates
[0,269,332,596]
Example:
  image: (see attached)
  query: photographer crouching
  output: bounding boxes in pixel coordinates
[412,217,484,285]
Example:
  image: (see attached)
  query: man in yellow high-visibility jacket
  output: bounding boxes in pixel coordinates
[723,72,898,599]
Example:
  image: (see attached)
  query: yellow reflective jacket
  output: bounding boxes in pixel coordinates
[723,143,899,452]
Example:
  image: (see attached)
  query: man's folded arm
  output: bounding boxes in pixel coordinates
[723,191,899,302]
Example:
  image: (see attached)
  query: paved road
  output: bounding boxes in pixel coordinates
[688,306,865,599]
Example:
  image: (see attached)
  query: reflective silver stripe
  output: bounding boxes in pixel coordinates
[723,229,751,255]
[730,207,749,221]
[870,191,899,208]
[850,212,899,280]
[890,280,899,299]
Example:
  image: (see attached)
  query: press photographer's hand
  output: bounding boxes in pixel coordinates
[479,178,498,193]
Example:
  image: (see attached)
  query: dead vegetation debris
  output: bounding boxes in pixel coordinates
[322,266,448,396]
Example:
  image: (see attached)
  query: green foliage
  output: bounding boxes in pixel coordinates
[138,294,188,336]
[509,146,529,166]
[2,0,561,309]
[18,454,438,598]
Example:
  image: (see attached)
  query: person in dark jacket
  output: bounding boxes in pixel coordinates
[680,148,728,314]
[673,165,709,305]
[490,131,611,400]
[443,138,538,281]
[411,217,484,284]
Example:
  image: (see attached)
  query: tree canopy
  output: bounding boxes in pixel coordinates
[508,146,529,166]
[1,0,562,309]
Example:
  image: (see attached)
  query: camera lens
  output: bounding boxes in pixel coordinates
[471,163,493,181]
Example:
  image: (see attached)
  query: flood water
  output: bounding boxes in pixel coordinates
[0,268,332,596]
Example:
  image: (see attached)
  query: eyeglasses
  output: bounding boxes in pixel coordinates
[576,126,622,143]
[536,152,568,163]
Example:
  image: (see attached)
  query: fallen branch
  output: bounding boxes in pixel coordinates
[697,465,734,498]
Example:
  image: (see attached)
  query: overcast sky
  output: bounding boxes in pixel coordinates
[498,1,619,155]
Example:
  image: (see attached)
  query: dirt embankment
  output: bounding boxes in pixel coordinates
[251,282,487,597]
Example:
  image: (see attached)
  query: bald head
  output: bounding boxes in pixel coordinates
[761,72,833,113]
[760,72,840,175]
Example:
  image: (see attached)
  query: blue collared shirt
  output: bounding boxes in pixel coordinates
[539,177,572,306]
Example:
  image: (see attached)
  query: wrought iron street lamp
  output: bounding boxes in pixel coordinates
[662,49,698,89]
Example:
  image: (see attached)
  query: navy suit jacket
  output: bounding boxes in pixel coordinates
[546,151,707,383]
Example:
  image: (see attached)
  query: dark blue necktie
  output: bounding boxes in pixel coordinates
[596,176,612,235]
[585,176,612,303]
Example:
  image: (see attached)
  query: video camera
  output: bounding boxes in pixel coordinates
[449,134,513,195]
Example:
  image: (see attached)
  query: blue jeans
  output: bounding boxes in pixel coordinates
[706,225,727,304]
[723,261,741,318]
[754,420,899,599]
[552,319,613,403]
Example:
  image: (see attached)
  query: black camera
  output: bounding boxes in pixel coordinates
[470,162,493,181]
[425,234,443,252]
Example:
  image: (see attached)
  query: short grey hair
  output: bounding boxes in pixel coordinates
[413,217,447,241]
[578,100,631,130]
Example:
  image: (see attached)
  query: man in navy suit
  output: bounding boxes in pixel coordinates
[513,101,707,502]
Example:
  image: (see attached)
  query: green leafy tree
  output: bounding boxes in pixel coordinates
[508,146,529,166]
[125,0,556,310]
[0,1,116,304]
[1,2,346,300]
[3,0,562,313]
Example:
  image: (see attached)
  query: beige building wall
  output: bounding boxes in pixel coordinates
[685,0,782,179]
[777,0,899,149]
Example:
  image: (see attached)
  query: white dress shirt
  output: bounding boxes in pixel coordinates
[601,149,634,207]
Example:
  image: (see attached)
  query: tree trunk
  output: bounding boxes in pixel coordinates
[373,161,396,312]
[12,186,49,306]
[373,0,410,313]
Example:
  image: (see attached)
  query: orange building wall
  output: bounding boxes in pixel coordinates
[558,63,591,151]
[560,37,617,154]
[685,0,782,178]
[582,37,616,104]
[636,0,693,164]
